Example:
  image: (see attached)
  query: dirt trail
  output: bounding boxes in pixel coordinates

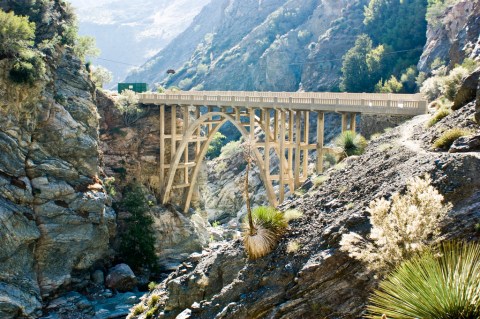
[397,114,430,154]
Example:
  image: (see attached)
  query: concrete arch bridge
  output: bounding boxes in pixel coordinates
[139,91,427,212]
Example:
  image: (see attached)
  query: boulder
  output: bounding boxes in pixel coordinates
[105,264,137,292]
[449,134,480,153]
[453,68,480,110]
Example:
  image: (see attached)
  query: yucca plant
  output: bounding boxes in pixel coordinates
[334,130,367,160]
[367,241,480,319]
[243,206,288,260]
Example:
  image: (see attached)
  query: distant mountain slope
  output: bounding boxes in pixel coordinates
[126,0,368,91]
[69,0,210,87]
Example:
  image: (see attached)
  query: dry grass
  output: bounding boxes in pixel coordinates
[427,107,451,127]
[340,174,451,272]
[243,206,288,260]
[283,209,303,222]
[313,175,329,187]
[286,241,301,253]
[433,128,471,149]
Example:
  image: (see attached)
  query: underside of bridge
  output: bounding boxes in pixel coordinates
[157,105,356,212]
[141,91,427,212]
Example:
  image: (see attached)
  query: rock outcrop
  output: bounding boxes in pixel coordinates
[131,101,480,318]
[418,0,480,73]
[0,2,114,317]
[453,68,480,110]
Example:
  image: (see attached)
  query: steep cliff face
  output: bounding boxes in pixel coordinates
[418,0,480,73]
[0,2,114,317]
[126,0,367,92]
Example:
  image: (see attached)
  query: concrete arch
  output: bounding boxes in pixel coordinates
[162,111,278,210]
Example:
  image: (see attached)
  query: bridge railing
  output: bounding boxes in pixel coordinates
[139,91,427,115]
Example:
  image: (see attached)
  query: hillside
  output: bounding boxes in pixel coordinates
[69,0,210,87]
[126,0,368,91]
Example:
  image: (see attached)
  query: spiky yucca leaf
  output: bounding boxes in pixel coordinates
[243,206,288,260]
[367,241,480,319]
[334,130,367,159]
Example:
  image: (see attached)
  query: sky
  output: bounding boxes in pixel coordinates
[68,0,210,87]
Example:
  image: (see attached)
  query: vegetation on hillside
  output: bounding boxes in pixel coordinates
[119,184,158,271]
[334,130,368,160]
[340,174,450,272]
[241,139,288,259]
[0,9,45,85]
[115,89,143,126]
[340,0,427,93]
[367,241,480,319]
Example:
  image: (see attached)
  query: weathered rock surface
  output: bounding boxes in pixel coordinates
[450,134,480,153]
[105,264,137,292]
[418,0,480,73]
[0,2,114,317]
[132,103,480,319]
[453,68,480,110]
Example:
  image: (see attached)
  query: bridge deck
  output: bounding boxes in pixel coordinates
[139,91,427,115]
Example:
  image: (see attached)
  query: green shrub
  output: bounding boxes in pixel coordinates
[219,140,242,159]
[433,128,471,149]
[313,175,329,187]
[242,206,288,260]
[131,304,145,316]
[9,52,45,85]
[334,131,368,160]
[147,281,157,291]
[443,66,469,101]
[375,75,403,93]
[119,184,158,271]
[148,294,160,307]
[427,107,451,127]
[0,10,35,57]
[73,35,100,62]
[420,76,444,101]
[116,89,142,126]
[206,132,226,159]
[367,241,480,319]
[91,65,113,88]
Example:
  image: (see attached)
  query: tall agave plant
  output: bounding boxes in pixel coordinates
[367,241,480,319]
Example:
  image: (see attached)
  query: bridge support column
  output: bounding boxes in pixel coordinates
[303,111,309,180]
[350,113,357,132]
[279,110,286,203]
[341,112,348,132]
[264,109,271,184]
[159,104,165,193]
[294,111,301,188]
[316,112,324,173]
